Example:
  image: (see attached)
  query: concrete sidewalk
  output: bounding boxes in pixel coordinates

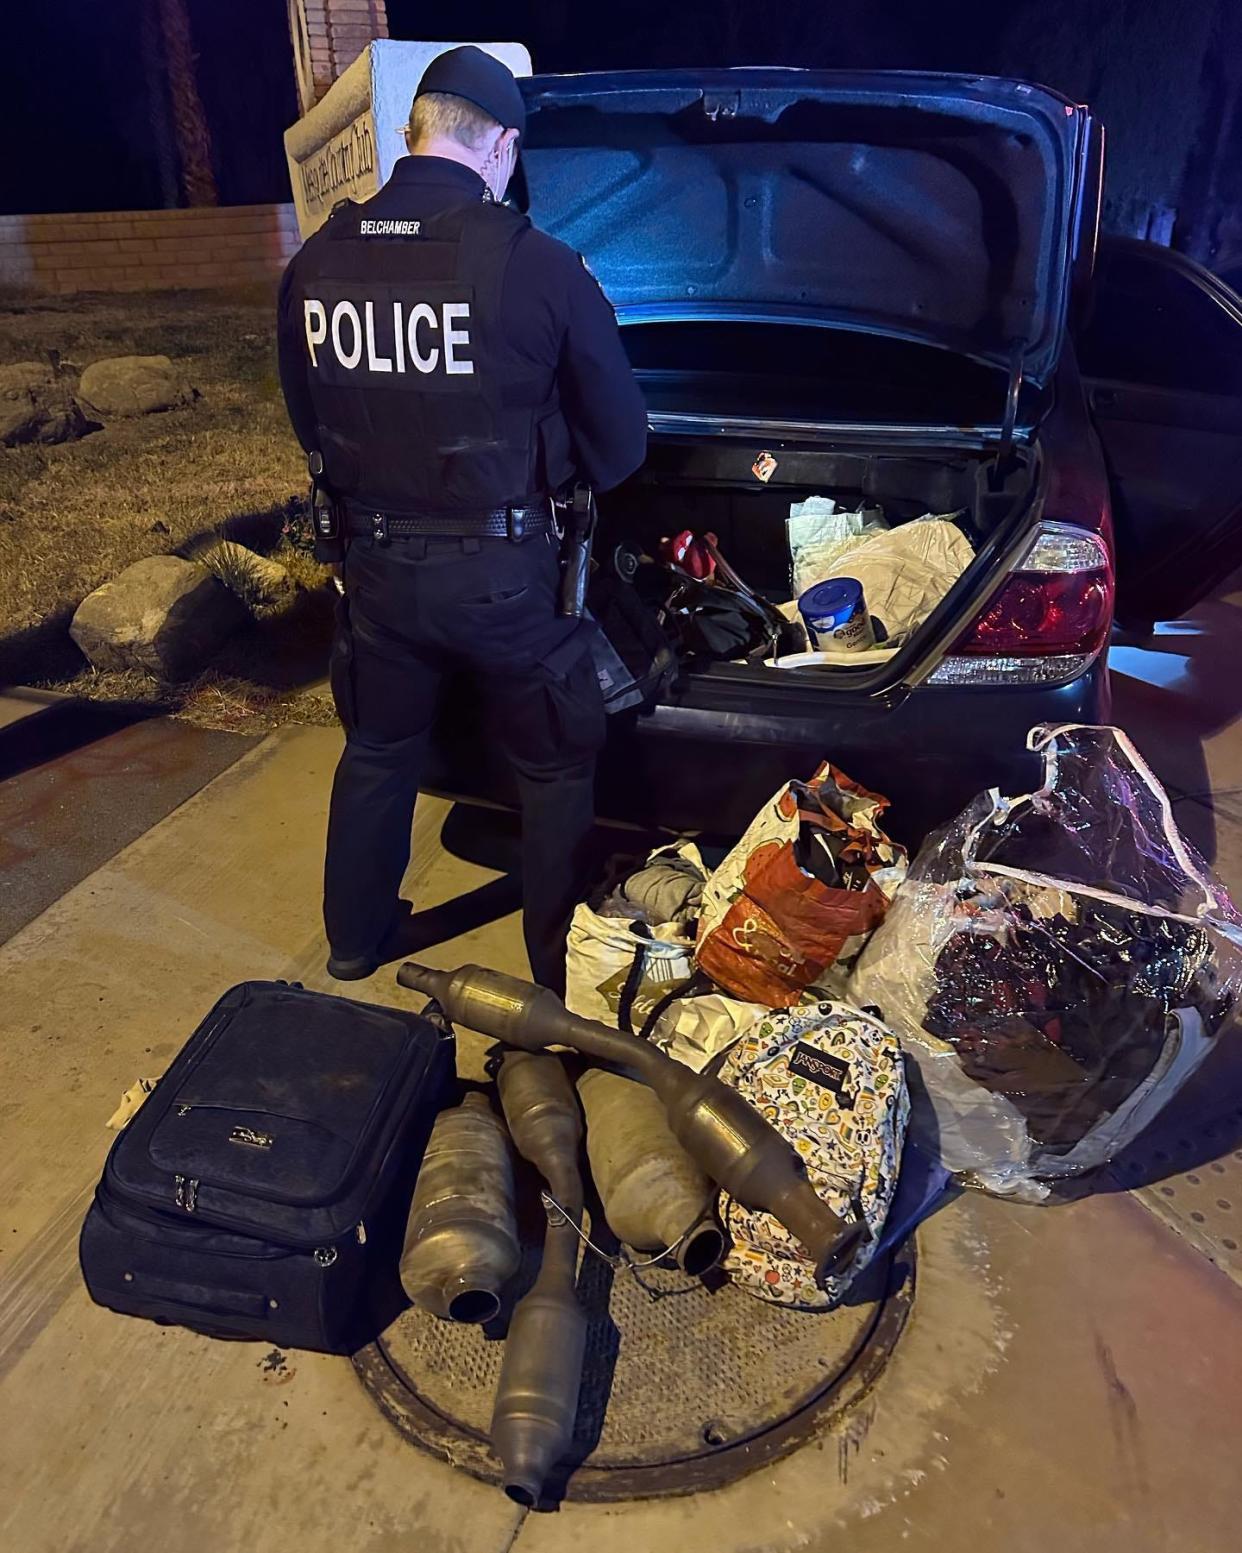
[2,576,1242,1549]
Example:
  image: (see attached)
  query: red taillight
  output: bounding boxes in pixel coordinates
[953,524,1113,657]
[955,569,1113,656]
[927,522,1113,687]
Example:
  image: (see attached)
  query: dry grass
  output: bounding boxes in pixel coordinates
[0,287,346,732]
[61,661,339,734]
[0,287,308,688]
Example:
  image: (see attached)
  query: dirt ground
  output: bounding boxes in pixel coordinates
[0,287,337,729]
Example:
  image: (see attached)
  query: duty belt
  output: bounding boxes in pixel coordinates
[343,502,555,543]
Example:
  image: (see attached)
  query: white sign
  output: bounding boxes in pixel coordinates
[296,112,378,219]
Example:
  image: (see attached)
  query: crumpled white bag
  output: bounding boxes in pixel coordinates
[787,514,974,647]
[646,991,766,1072]
[839,516,973,645]
[566,840,768,1070]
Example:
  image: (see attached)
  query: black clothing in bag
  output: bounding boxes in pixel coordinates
[80,981,454,1353]
[587,568,678,713]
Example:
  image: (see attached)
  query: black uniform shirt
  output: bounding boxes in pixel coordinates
[277,156,648,495]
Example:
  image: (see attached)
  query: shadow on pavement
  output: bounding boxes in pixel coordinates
[381,876,525,970]
[0,694,160,783]
[1101,585,1242,1182]
[1094,1038,1242,1189]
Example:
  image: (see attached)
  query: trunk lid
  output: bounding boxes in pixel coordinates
[519,69,1095,391]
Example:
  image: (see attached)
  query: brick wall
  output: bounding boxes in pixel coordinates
[297,0,389,111]
[0,204,302,295]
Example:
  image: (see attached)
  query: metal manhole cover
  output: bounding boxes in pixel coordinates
[1111,1104,1242,1285]
[355,1235,914,1502]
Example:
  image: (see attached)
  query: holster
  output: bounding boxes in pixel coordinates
[308,450,345,564]
[557,484,597,619]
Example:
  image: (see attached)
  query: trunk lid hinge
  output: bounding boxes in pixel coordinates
[990,341,1025,490]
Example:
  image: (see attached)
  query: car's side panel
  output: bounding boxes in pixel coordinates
[423,661,1109,846]
[1078,239,1242,626]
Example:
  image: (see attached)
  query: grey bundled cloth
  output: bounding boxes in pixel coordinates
[598,843,707,927]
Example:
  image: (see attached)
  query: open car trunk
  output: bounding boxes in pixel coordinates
[510,67,1093,698]
[424,411,1069,839]
[419,70,1106,837]
[596,321,1043,698]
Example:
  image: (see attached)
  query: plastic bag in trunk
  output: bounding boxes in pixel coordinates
[850,724,1242,1199]
[786,498,887,598]
[782,513,975,648]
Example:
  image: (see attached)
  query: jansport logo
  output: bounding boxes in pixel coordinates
[788,1042,854,1106]
[303,297,473,377]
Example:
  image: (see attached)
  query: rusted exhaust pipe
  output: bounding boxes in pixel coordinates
[398,963,867,1286]
[490,1051,587,1507]
[399,1093,521,1324]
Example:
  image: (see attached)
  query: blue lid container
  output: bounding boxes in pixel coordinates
[797,577,875,650]
[799,577,861,621]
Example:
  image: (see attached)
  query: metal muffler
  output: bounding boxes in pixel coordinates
[400,1093,521,1324]
[399,962,868,1286]
[577,1067,723,1276]
[491,1050,587,1508]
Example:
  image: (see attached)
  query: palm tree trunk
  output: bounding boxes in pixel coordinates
[155,0,218,207]
[140,0,180,207]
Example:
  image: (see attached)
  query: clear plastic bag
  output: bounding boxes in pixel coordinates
[850,724,1242,1198]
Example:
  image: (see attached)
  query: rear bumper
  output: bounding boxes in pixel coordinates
[424,656,1110,848]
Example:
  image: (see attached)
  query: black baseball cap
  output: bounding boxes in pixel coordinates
[413,45,526,138]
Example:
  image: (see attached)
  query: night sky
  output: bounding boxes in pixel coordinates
[2,0,1239,264]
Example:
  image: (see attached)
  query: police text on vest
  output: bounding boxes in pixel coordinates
[303,298,473,376]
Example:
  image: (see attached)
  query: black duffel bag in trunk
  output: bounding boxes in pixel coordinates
[80,980,453,1353]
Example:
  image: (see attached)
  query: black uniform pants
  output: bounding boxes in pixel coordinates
[324,531,606,994]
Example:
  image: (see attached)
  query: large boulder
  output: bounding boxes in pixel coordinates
[0,361,92,446]
[77,355,192,418]
[70,555,247,680]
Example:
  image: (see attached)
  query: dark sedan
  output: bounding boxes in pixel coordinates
[426,70,1242,840]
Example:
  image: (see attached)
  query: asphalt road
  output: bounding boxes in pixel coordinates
[0,693,258,944]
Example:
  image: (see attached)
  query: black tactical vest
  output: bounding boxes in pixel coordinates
[292,196,559,513]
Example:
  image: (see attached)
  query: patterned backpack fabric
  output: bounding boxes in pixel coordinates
[717,1001,909,1310]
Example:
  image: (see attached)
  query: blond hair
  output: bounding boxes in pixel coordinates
[408,91,500,151]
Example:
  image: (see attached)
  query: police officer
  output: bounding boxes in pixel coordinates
[277,46,647,993]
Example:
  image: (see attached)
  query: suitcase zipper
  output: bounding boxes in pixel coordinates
[167,1178,361,1252]
[113,1022,448,1247]
[174,1174,199,1213]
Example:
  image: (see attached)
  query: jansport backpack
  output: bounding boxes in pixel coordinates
[80,980,453,1353]
[716,1001,909,1310]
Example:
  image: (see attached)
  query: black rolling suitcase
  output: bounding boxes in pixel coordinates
[80,980,453,1353]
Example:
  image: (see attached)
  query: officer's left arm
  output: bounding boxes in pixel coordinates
[556,257,649,493]
[276,257,318,453]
